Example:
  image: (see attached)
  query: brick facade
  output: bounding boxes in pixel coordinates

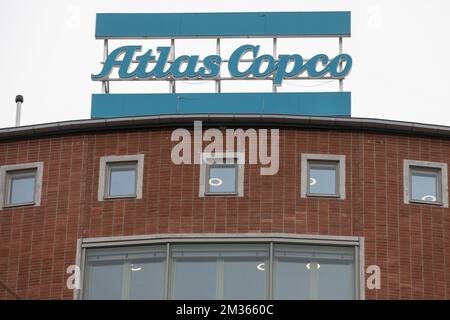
[0,126,449,299]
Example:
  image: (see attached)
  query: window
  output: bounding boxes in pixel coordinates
[273,245,355,300]
[98,155,144,201]
[106,162,137,197]
[0,162,44,209]
[80,235,362,300]
[301,154,346,199]
[403,160,448,207]
[171,244,268,299]
[85,245,166,300]
[307,161,339,196]
[206,160,238,194]
[199,153,244,197]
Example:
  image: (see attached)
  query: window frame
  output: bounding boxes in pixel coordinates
[403,160,448,207]
[104,161,138,199]
[98,154,144,201]
[76,233,364,300]
[0,162,44,209]
[199,153,244,197]
[205,159,239,196]
[301,154,346,200]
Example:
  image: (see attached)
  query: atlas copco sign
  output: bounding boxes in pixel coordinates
[90,12,353,119]
[92,44,352,85]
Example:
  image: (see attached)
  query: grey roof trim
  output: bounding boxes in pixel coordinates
[1,115,450,141]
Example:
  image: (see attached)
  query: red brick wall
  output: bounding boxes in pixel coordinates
[0,127,449,299]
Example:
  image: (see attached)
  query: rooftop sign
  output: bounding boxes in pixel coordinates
[91,12,352,119]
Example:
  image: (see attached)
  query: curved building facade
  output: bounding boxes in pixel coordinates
[0,115,449,300]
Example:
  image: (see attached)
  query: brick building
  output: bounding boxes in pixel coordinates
[0,115,449,300]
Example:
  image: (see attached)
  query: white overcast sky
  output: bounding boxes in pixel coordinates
[1,0,450,128]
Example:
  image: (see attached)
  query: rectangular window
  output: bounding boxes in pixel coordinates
[106,161,137,198]
[170,244,268,300]
[98,154,144,201]
[301,154,345,199]
[273,244,355,300]
[206,160,238,195]
[81,238,360,300]
[85,246,166,300]
[403,160,448,207]
[307,160,339,196]
[0,162,44,209]
[6,169,37,205]
[199,153,244,197]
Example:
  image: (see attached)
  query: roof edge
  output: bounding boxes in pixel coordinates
[1,115,450,141]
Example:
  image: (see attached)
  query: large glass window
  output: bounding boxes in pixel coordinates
[273,245,355,300]
[85,246,166,300]
[83,241,358,300]
[171,244,268,299]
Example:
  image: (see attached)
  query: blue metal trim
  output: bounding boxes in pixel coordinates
[91,92,351,118]
[95,12,351,38]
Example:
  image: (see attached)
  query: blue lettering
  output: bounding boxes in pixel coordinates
[92,45,141,80]
[250,54,277,77]
[305,54,330,78]
[134,49,157,79]
[93,45,353,84]
[152,46,171,78]
[328,54,353,78]
[198,55,221,78]
[228,44,258,78]
[169,55,200,78]
[273,54,305,86]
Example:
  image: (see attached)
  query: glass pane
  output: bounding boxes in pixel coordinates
[208,166,237,193]
[86,261,123,300]
[9,174,35,204]
[274,244,355,300]
[109,166,136,196]
[411,171,438,202]
[274,258,311,299]
[129,258,165,299]
[86,245,166,300]
[171,259,217,299]
[308,164,337,195]
[317,260,355,300]
[223,258,268,300]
